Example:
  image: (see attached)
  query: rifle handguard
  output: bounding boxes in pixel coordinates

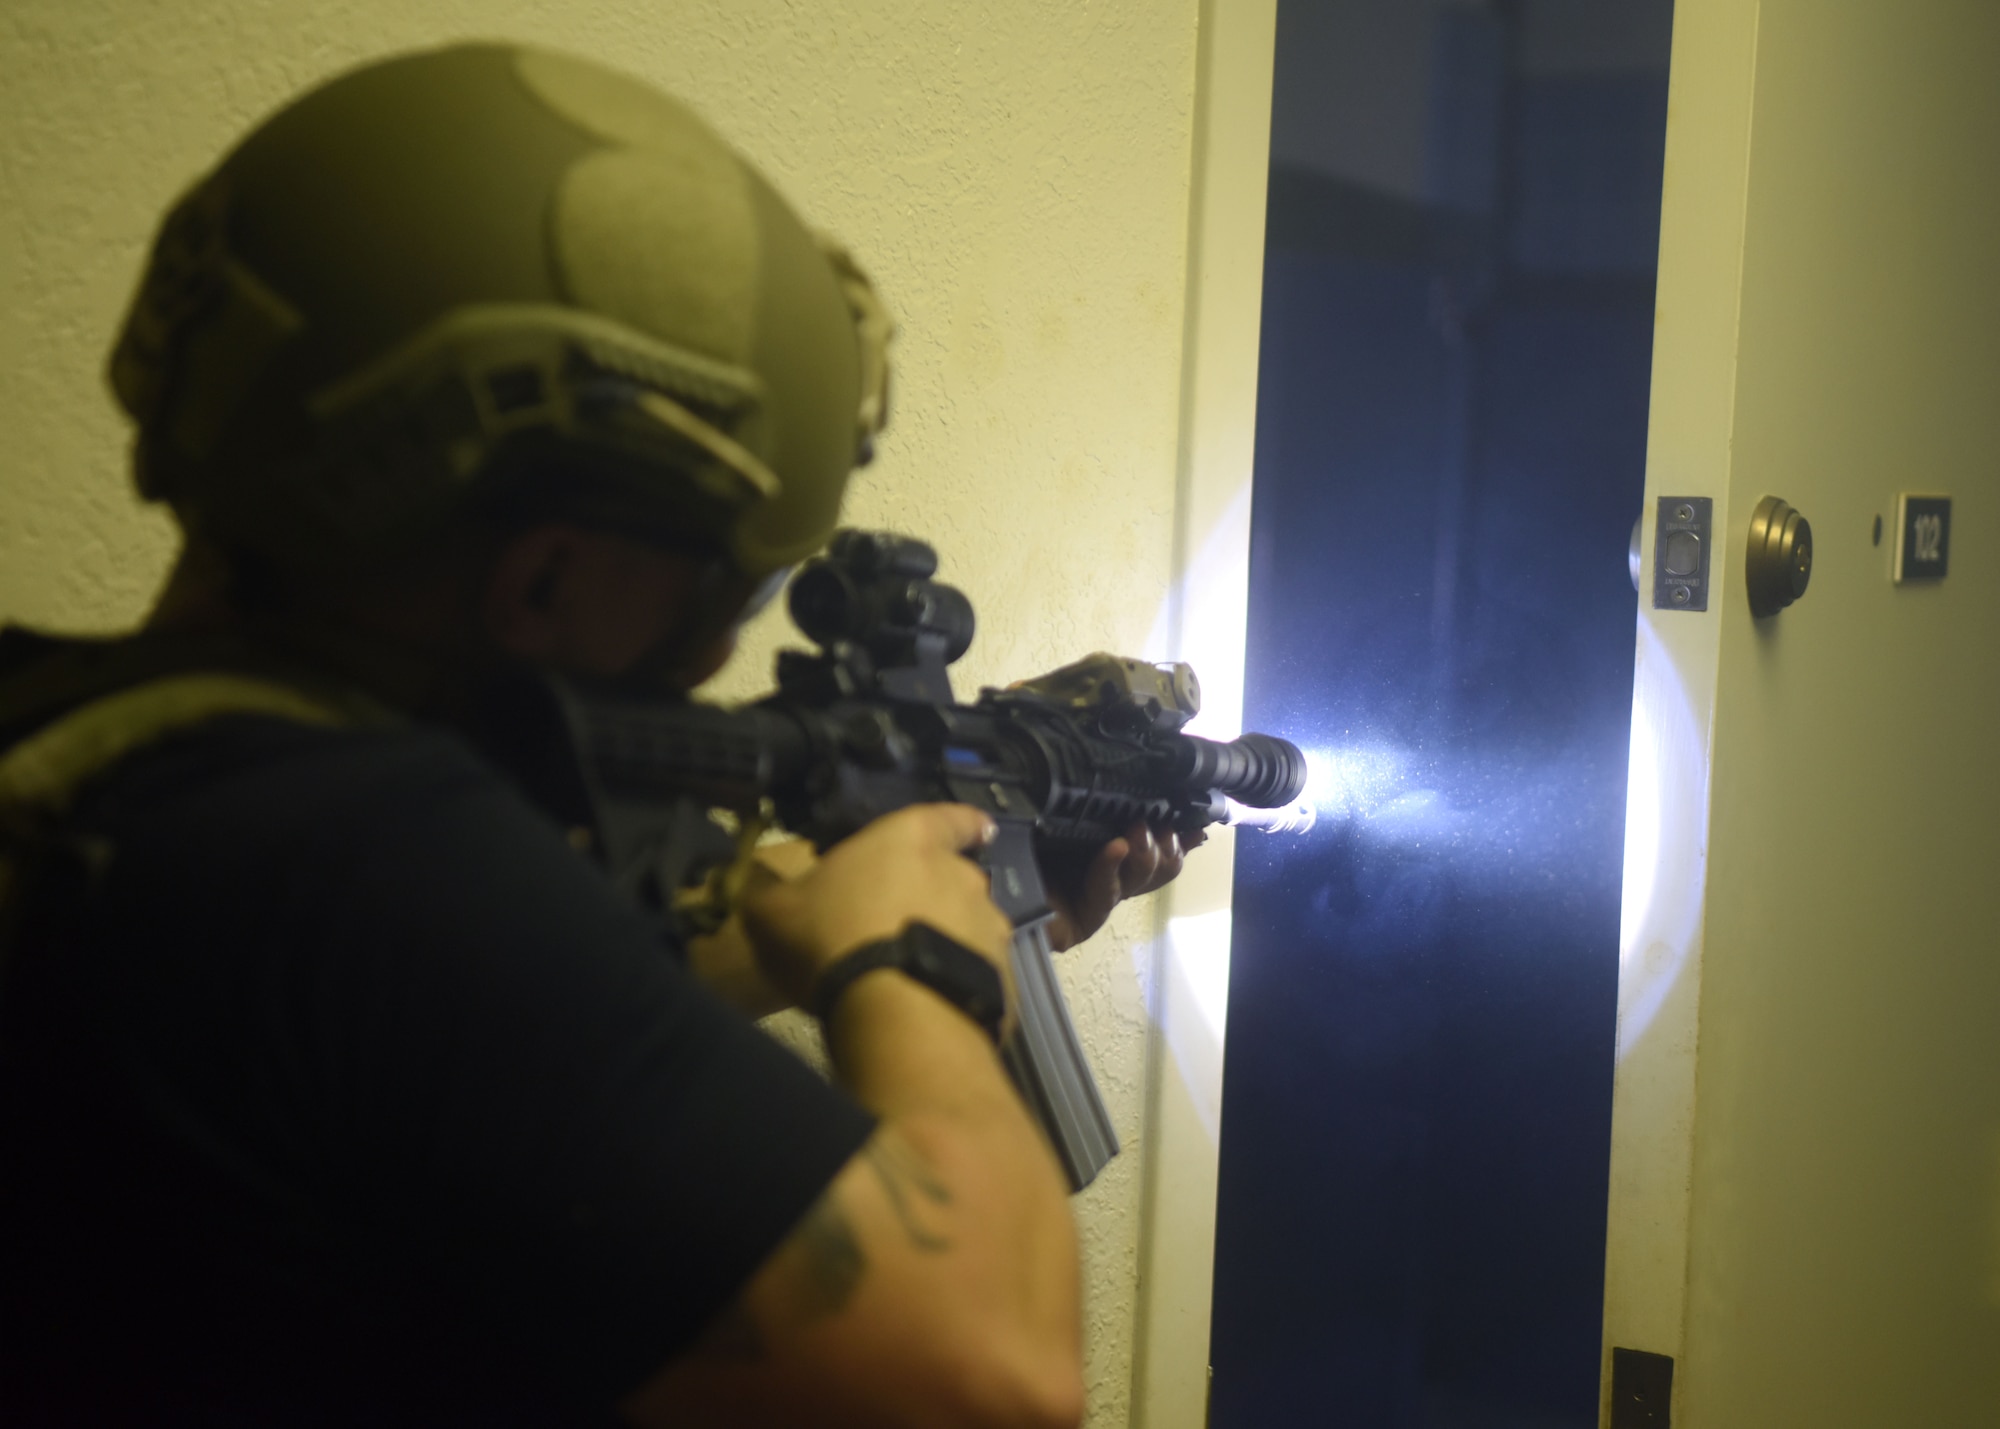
[522,531,1310,1194]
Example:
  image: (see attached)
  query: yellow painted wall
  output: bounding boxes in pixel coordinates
[0,3,1207,1422]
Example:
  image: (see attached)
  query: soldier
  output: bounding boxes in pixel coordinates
[0,44,1180,1425]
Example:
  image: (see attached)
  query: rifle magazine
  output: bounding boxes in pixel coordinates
[1000,921,1120,1192]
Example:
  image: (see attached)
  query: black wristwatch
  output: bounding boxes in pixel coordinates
[811,922,1007,1044]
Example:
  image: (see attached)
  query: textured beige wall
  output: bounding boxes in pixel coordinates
[0,3,1202,1423]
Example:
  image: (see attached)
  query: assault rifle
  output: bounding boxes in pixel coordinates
[485,530,1313,1191]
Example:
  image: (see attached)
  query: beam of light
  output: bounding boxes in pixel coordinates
[1303,745,1409,819]
[1620,697,1664,958]
[1144,485,1252,739]
[1158,907,1233,1145]
[1613,621,1705,1062]
[1136,482,1252,1148]
[1290,743,1464,848]
[1225,795,1316,834]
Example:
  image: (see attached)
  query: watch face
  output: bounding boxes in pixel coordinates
[909,936,947,980]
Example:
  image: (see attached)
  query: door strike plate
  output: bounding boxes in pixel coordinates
[1653,497,1712,611]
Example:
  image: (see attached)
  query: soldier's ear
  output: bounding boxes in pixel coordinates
[483,525,584,662]
[479,522,713,677]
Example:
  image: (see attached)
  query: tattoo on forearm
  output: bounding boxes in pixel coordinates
[689,1135,954,1365]
[793,1187,867,1319]
[864,1134,954,1254]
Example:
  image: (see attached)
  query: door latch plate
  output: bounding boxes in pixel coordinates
[1652,497,1712,612]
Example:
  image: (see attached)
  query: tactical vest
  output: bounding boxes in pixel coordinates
[0,635,374,989]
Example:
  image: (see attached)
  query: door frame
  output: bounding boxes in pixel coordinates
[1130,4,1277,1426]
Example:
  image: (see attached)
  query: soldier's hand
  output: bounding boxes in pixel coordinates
[739,804,1014,1009]
[683,839,820,1018]
[1044,819,1201,952]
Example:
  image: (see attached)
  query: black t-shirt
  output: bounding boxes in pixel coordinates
[0,688,874,1423]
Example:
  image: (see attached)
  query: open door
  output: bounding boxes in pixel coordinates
[1211,3,1670,1423]
[1604,0,2000,1423]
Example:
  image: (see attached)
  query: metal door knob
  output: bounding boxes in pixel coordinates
[1745,495,1812,617]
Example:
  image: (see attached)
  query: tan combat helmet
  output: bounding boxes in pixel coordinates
[108,43,892,584]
